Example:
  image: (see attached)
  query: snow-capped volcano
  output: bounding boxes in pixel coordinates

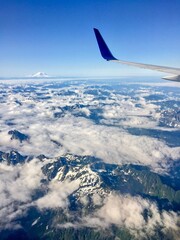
[31,72,49,78]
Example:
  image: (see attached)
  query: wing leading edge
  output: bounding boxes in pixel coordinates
[93,28,180,82]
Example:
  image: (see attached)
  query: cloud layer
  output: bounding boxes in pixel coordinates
[0,78,179,238]
[0,80,179,173]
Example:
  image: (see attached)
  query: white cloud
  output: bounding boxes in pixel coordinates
[101,91,162,129]
[86,194,179,237]
[0,158,44,229]
[0,82,179,173]
[0,158,80,229]
[59,193,180,238]
[49,116,179,173]
[92,193,102,206]
[36,179,80,209]
[0,79,179,237]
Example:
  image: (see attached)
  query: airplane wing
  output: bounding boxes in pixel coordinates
[93,28,180,82]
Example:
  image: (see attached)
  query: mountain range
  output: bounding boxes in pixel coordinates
[0,150,179,240]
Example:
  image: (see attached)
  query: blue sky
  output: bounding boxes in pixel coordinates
[1,0,180,77]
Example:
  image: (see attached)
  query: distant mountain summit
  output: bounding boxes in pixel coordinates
[31,72,49,78]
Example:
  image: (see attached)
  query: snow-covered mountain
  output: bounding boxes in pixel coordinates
[31,72,49,78]
[0,150,180,240]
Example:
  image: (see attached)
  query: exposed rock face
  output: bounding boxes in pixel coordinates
[8,130,30,143]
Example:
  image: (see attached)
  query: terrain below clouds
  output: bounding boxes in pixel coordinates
[0,78,179,239]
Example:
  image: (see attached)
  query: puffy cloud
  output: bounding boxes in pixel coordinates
[92,193,102,206]
[0,158,44,229]
[0,159,43,204]
[0,79,179,238]
[59,193,180,238]
[0,81,179,174]
[101,90,162,129]
[90,194,179,233]
[45,116,179,173]
[0,158,80,229]
[36,179,80,209]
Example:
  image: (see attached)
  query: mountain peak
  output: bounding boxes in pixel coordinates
[31,72,49,78]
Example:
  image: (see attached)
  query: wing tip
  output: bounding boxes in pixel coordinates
[93,28,117,61]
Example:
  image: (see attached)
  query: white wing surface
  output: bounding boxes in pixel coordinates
[94,28,180,82]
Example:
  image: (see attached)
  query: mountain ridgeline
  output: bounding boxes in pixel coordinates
[0,151,180,240]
